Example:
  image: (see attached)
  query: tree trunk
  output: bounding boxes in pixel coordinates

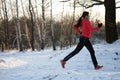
[41,0,45,50]
[104,0,118,43]
[69,0,76,47]
[21,0,31,49]
[1,0,9,50]
[29,0,35,51]
[16,0,23,51]
[1,42,4,52]
[50,0,56,50]
[33,0,41,50]
[4,1,9,49]
[9,0,19,49]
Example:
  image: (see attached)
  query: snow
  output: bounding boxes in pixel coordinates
[0,40,120,80]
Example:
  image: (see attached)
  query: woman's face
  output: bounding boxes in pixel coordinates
[85,15,90,20]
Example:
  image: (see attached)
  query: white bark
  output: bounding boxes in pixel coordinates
[21,0,31,48]
[16,0,23,51]
[50,0,56,50]
[9,0,19,49]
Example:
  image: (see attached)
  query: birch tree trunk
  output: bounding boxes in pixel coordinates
[1,0,9,50]
[41,0,45,50]
[69,0,76,47]
[0,8,4,52]
[50,0,56,50]
[34,0,42,50]
[21,0,31,48]
[9,0,19,49]
[29,0,35,51]
[16,0,23,51]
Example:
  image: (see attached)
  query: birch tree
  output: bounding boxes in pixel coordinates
[0,5,4,52]
[16,0,23,51]
[29,0,35,51]
[9,0,19,49]
[60,0,75,47]
[39,0,44,49]
[50,0,56,50]
[70,0,76,47]
[1,0,9,49]
[34,0,43,50]
[21,0,31,48]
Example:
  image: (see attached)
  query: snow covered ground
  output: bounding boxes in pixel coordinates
[0,40,120,80]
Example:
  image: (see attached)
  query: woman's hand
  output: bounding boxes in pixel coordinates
[98,23,103,28]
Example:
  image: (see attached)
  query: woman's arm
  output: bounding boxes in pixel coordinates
[87,20,99,32]
[75,27,81,35]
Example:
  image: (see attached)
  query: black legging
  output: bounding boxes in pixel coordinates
[63,36,98,67]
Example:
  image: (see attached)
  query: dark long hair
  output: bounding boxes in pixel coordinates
[74,11,89,28]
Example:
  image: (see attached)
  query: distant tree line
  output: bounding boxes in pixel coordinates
[0,0,120,52]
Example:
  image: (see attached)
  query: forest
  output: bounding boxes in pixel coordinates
[0,0,120,51]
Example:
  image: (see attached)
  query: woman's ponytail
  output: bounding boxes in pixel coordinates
[74,17,82,28]
[74,11,89,28]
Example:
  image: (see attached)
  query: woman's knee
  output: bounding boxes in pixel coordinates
[89,49,95,54]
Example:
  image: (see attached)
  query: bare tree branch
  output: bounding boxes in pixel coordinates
[116,6,120,9]
[91,0,104,3]
[77,3,86,8]
[78,1,104,9]
[59,0,71,2]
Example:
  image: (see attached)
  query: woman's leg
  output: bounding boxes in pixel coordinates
[85,39,98,67]
[63,37,87,62]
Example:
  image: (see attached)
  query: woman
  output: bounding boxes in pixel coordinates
[60,11,103,70]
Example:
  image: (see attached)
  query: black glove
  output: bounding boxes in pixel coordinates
[80,32,82,34]
[98,23,103,28]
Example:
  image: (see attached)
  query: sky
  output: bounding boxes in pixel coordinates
[51,0,120,22]
[3,0,120,22]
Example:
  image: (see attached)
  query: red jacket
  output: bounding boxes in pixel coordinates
[75,19,99,38]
